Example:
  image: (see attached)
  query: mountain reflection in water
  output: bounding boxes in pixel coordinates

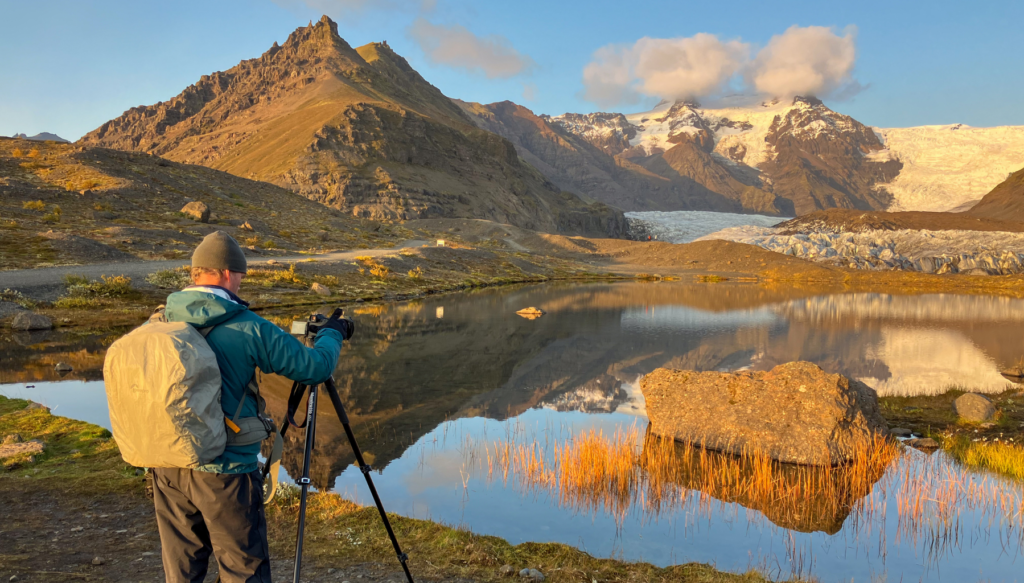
[3,282,1024,582]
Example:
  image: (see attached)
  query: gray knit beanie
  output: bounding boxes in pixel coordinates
[192,231,248,274]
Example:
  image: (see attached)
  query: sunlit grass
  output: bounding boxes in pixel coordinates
[943,435,1024,480]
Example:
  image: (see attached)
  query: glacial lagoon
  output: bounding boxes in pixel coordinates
[4,282,1024,582]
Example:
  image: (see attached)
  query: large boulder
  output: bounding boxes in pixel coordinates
[953,393,996,422]
[181,201,211,223]
[11,312,52,331]
[640,362,889,465]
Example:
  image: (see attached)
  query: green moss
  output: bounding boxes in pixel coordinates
[0,396,139,494]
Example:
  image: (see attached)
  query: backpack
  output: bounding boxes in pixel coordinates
[104,309,283,501]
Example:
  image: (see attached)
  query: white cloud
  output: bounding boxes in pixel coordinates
[522,83,538,101]
[581,34,748,107]
[408,18,535,79]
[749,25,859,99]
[581,25,862,107]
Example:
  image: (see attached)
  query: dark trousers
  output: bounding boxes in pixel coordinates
[152,468,271,583]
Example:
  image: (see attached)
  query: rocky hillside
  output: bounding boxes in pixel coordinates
[0,137,400,269]
[460,97,902,216]
[967,166,1024,222]
[79,16,625,238]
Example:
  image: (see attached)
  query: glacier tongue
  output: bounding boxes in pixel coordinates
[625,210,788,243]
[697,224,1024,275]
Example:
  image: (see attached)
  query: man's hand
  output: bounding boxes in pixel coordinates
[321,315,355,340]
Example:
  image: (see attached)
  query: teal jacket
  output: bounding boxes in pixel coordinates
[164,289,343,474]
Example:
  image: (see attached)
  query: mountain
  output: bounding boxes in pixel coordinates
[461,97,902,216]
[967,166,1024,222]
[78,16,625,237]
[12,132,69,143]
[456,100,787,215]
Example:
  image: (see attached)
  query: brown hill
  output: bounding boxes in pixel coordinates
[0,137,399,269]
[78,17,625,237]
[967,166,1024,222]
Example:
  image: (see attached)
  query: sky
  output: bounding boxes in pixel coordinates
[2,0,1022,141]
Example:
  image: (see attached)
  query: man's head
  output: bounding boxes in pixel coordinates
[190,231,247,294]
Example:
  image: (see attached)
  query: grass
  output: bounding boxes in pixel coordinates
[0,396,138,494]
[21,200,46,211]
[266,484,785,583]
[53,274,138,309]
[0,396,785,583]
[943,435,1024,480]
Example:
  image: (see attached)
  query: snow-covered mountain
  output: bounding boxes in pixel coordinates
[461,96,1024,216]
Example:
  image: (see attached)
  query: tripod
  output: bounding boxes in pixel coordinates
[279,335,414,583]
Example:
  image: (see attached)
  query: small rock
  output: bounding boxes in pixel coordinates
[953,393,997,423]
[327,568,337,574]
[266,259,278,265]
[499,565,516,576]
[889,427,912,437]
[2,434,23,445]
[25,402,49,412]
[180,201,211,223]
[54,362,73,373]
[92,210,116,220]
[905,437,940,451]
[91,556,104,566]
[516,307,546,320]
[11,312,52,331]
[69,449,80,454]
[311,282,331,297]
[519,568,545,581]
[10,575,19,582]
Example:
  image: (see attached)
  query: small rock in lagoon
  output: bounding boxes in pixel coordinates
[905,437,940,451]
[11,312,52,331]
[516,307,546,320]
[953,393,997,422]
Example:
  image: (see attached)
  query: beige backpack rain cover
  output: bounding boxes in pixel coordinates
[103,316,227,468]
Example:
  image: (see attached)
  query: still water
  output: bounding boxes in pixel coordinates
[3,282,1023,582]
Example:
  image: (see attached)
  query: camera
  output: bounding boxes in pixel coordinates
[290,311,341,338]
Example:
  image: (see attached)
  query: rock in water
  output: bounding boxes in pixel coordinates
[953,393,996,422]
[11,312,53,331]
[640,362,889,465]
[180,201,211,223]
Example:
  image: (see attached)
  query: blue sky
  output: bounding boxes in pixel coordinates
[2,0,1022,141]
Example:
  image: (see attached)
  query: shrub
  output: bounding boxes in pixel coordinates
[42,205,62,223]
[27,148,40,158]
[1,288,36,309]
[11,148,23,157]
[146,266,191,289]
[260,239,278,249]
[22,200,46,211]
[407,267,423,279]
[54,275,134,309]
[314,275,340,287]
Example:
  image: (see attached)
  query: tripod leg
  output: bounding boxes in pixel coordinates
[323,377,415,583]
[293,384,319,583]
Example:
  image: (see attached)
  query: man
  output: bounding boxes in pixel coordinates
[152,231,353,583]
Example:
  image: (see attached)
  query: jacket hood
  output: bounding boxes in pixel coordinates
[164,290,248,327]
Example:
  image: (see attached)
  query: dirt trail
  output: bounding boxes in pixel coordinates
[0,241,427,296]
